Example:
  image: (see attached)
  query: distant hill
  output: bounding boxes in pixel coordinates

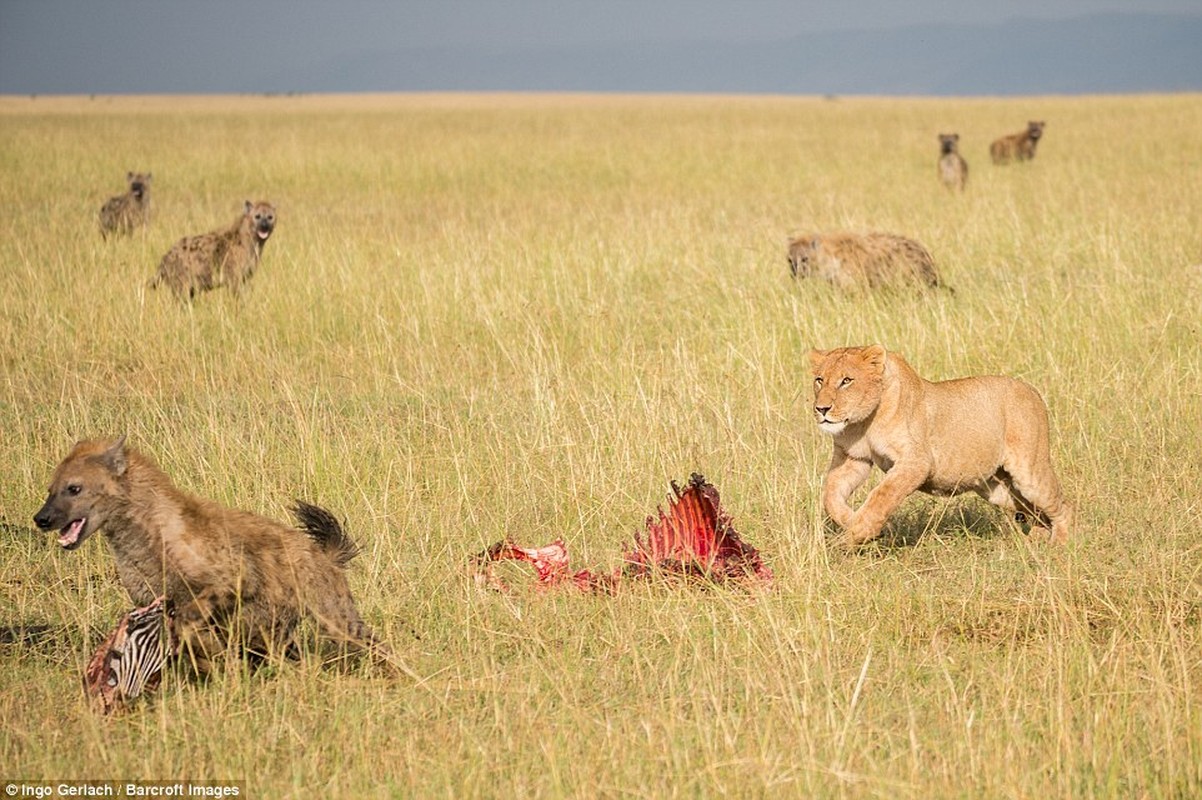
[292,12,1202,95]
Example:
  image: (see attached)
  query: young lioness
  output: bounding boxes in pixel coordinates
[808,345,1073,547]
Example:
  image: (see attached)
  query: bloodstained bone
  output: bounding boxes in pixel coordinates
[471,474,773,591]
[83,595,176,715]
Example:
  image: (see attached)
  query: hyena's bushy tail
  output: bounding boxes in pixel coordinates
[291,500,360,567]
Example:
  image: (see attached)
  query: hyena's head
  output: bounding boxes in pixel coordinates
[938,133,960,155]
[788,236,820,279]
[34,436,130,551]
[243,200,277,244]
[127,172,152,201]
[1027,121,1045,141]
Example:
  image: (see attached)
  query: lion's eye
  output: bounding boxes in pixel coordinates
[838,377,853,388]
[66,484,82,496]
[814,378,823,388]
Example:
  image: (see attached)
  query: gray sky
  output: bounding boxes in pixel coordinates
[2,1,1200,94]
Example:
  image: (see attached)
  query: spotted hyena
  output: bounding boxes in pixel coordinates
[787,231,945,291]
[99,172,152,239]
[938,134,968,191]
[990,121,1045,164]
[150,201,277,301]
[34,436,391,673]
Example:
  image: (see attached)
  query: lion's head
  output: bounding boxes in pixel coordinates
[807,345,887,435]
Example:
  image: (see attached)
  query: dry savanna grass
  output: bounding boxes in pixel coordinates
[1,92,1201,798]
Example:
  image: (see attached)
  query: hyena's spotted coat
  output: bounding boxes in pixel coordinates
[938,134,968,191]
[33,437,391,673]
[99,172,152,239]
[151,201,276,300]
[990,121,1045,164]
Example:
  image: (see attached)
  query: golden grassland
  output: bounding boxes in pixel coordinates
[1,92,1201,798]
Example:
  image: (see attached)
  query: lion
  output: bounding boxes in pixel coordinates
[807,345,1073,547]
[990,120,1045,164]
[787,231,945,291]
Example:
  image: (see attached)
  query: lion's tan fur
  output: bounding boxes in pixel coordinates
[990,120,1045,164]
[35,438,388,671]
[787,231,944,290]
[98,172,152,239]
[808,345,1073,547]
[151,200,276,301]
[938,134,968,191]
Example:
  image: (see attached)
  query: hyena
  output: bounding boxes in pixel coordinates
[990,120,1045,164]
[938,133,968,191]
[150,200,277,300]
[98,172,152,239]
[33,436,391,673]
[787,231,946,291]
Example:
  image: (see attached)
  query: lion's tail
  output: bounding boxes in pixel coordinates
[291,500,360,567]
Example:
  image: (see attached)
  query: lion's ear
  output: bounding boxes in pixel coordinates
[807,349,827,373]
[861,345,887,373]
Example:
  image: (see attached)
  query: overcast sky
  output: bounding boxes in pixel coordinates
[2,0,1200,94]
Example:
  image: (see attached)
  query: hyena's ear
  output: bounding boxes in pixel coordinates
[127,171,134,181]
[102,435,128,477]
[861,345,888,374]
[807,349,827,373]
[243,200,253,214]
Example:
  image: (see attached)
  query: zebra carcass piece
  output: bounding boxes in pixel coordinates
[83,596,176,714]
[471,473,773,591]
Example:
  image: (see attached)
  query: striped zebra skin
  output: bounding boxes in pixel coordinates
[83,596,176,714]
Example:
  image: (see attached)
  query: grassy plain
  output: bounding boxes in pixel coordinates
[1,92,1201,798]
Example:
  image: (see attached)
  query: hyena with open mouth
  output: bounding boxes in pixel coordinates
[34,436,392,678]
[150,200,277,300]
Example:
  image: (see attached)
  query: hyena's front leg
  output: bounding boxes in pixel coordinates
[172,587,232,674]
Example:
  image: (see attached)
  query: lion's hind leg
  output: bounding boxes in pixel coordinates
[977,472,1038,532]
[1002,460,1073,544]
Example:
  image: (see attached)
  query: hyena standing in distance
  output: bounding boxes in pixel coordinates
[32,436,394,674]
[990,120,1046,164]
[150,200,277,301]
[938,134,968,191]
[98,172,152,239]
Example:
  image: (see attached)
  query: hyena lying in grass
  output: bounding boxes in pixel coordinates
[990,120,1045,164]
[33,437,392,676]
[938,134,968,191]
[787,231,947,291]
[151,200,276,300]
[99,172,152,239]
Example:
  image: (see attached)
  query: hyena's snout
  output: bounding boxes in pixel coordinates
[33,496,92,550]
[33,498,62,531]
[256,217,275,240]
